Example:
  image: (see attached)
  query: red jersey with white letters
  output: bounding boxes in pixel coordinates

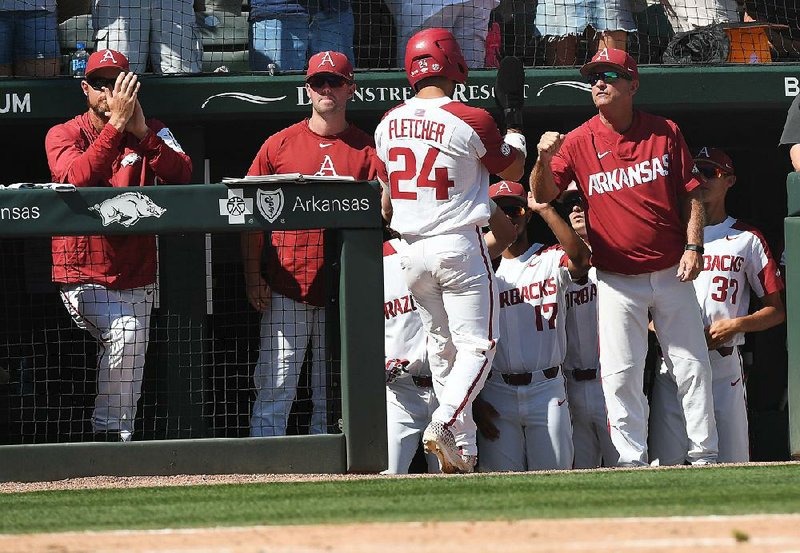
[248,120,378,306]
[550,111,699,274]
[695,217,783,347]
[564,268,600,371]
[493,243,571,372]
[383,239,429,376]
[374,96,515,236]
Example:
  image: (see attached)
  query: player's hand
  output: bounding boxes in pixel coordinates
[537,132,564,164]
[706,319,739,349]
[676,249,702,282]
[107,72,140,132]
[385,359,410,384]
[527,190,553,213]
[473,396,500,441]
[125,98,149,140]
[245,274,271,312]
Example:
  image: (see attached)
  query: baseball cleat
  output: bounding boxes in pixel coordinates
[423,421,472,474]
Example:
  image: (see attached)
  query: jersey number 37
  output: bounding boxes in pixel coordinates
[388,146,455,201]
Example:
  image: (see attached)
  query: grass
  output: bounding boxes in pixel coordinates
[0,464,798,534]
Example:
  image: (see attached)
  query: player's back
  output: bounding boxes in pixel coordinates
[375,96,504,236]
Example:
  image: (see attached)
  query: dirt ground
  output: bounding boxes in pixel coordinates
[0,515,799,553]
[1,465,799,553]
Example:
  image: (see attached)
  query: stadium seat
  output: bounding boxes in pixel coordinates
[196,10,250,73]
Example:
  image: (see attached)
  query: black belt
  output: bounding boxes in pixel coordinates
[572,368,597,381]
[412,375,433,388]
[715,346,734,357]
[492,366,559,386]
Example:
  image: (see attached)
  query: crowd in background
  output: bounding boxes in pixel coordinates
[3,0,800,77]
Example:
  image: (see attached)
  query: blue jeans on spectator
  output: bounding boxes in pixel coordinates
[249,8,355,71]
[0,9,59,66]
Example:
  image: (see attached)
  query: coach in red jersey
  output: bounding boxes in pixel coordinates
[241,50,379,437]
[45,49,193,442]
[530,48,718,467]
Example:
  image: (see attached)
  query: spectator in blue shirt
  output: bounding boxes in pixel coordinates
[249,0,354,71]
[0,0,60,76]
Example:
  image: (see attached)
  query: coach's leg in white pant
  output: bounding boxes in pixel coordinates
[250,293,312,437]
[649,358,691,465]
[651,268,718,465]
[596,271,652,466]
[61,284,153,442]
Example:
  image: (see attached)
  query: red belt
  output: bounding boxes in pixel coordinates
[412,375,433,388]
[492,366,560,386]
[715,346,734,357]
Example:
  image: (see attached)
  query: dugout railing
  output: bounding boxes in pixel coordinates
[785,172,800,459]
[0,180,386,482]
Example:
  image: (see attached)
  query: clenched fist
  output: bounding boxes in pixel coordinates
[537,131,565,163]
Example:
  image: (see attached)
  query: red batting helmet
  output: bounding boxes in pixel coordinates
[405,28,468,91]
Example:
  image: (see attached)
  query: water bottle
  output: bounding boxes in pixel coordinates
[71,42,88,78]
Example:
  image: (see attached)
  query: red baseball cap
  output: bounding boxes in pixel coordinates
[580,48,639,81]
[306,51,354,82]
[694,146,735,174]
[489,180,527,204]
[85,49,129,78]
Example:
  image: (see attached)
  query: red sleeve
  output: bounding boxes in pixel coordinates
[672,122,700,195]
[137,120,193,184]
[550,141,577,193]
[247,139,275,177]
[45,121,123,187]
[440,103,515,175]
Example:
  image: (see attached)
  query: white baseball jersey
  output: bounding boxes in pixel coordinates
[494,244,572,372]
[564,267,600,370]
[374,96,515,236]
[384,239,428,375]
[695,217,783,346]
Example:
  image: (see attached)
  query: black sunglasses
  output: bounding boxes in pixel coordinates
[697,165,729,180]
[86,77,117,91]
[307,74,349,89]
[586,71,632,86]
[500,204,527,218]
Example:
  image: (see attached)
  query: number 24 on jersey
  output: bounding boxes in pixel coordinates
[388,146,454,200]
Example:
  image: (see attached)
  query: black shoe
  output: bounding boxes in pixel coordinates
[93,430,123,442]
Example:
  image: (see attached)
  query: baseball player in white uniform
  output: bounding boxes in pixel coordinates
[649,147,785,464]
[383,236,440,474]
[562,196,619,468]
[477,181,590,471]
[375,28,526,473]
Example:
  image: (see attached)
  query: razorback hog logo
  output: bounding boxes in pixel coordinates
[90,192,166,227]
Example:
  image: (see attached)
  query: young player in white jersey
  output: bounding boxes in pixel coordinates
[649,148,785,464]
[383,236,440,474]
[382,212,515,474]
[374,28,526,473]
[562,194,619,468]
[476,181,590,471]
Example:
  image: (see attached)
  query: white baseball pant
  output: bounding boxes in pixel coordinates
[650,347,748,464]
[60,283,154,442]
[93,0,202,74]
[565,370,619,468]
[384,375,440,474]
[400,228,498,457]
[250,292,327,437]
[596,266,718,466]
[477,369,573,471]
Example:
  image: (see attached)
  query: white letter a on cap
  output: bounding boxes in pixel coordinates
[100,50,117,64]
[318,51,335,68]
[697,146,710,158]
[596,48,610,61]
